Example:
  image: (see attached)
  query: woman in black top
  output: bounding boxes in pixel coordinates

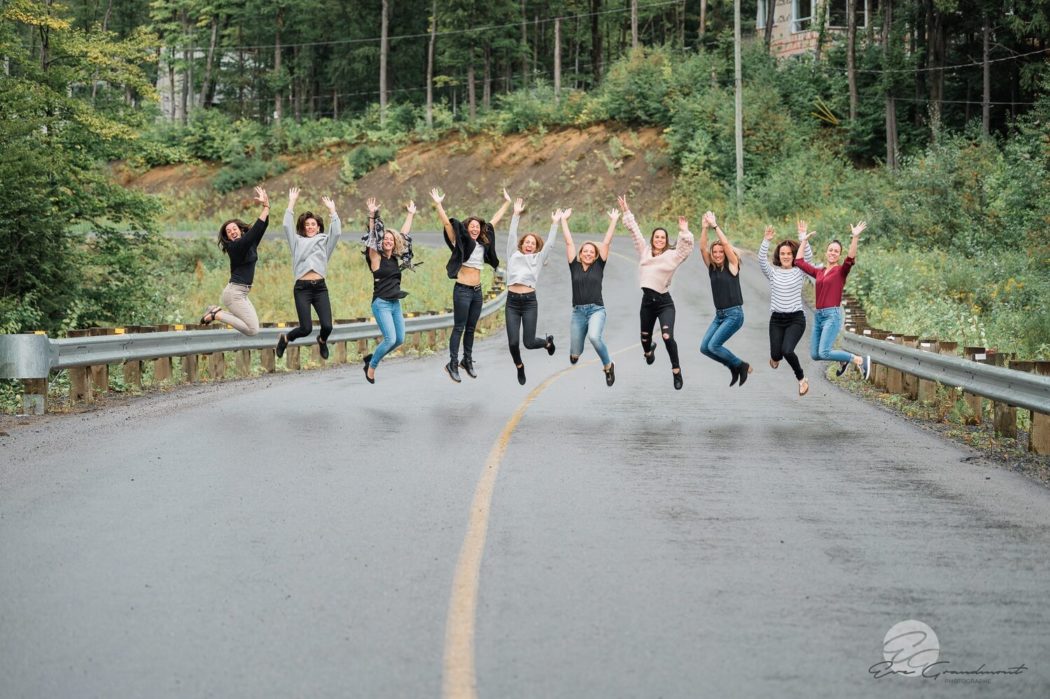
[561,208,618,386]
[200,186,269,335]
[698,211,751,386]
[361,197,416,383]
[430,187,510,383]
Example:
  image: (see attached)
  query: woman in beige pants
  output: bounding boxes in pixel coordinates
[200,186,269,335]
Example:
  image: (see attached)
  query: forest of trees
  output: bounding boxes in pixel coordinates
[1,0,1048,353]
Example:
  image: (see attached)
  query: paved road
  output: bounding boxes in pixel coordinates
[3,241,1048,698]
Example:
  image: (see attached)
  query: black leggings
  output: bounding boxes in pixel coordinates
[450,282,483,361]
[769,310,806,380]
[286,278,333,343]
[640,288,680,370]
[505,291,547,366]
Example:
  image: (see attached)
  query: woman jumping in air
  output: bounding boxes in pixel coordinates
[757,220,814,396]
[504,197,558,385]
[360,197,416,384]
[200,186,270,335]
[430,187,510,383]
[562,208,618,386]
[699,211,751,386]
[618,195,694,390]
[276,187,341,362]
[794,221,871,380]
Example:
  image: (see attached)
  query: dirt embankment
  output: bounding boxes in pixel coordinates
[119,125,677,224]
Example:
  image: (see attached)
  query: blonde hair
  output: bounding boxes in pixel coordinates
[576,241,600,262]
[384,230,407,258]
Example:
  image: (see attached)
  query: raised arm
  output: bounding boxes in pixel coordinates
[617,194,646,258]
[244,186,270,243]
[506,197,524,260]
[673,216,694,263]
[430,188,455,245]
[598,209,618,261]
[489,188,513,228]
[401,200,416,236]
[321,195,340,257]
[757,226,774,280]
[709,212,739,272]
[365,197,381,268]
[797,219,815,265]
[794,231,818,277]
[699,211,713,267]
[560,208,576,263]
[847,220,866,260]
[536,213,560,266]
[283,186,300,248]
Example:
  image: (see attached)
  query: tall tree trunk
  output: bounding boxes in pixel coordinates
[733,0,743,207]
[333,88,339,120]
[199,15,219,108]
[699,0,707,43]
[91,0,113,102]
[294,44,302,122]
[274,7,283,122]
[764,0,775,51]
[168,45,176,123]
[181,8,192,125]
[883,0,897,169]
[554,17,561,98]
[426,0,436,128]
[379,0,388,123]
[982,12,990,136]
[520,0,528,87]
[533,14,539,76]
[677,0,685,48]
[573,15,580,89]
[467,61,476,122]
[847,0,857,123]
[928,4,945,140]
[631,0,638,49]
[590,0,601,85]
[483,45,491,110]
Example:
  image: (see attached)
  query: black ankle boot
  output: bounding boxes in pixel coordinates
[729,363,740,386]
[545,335,556,356]
[445,360,462,383]
[459,357,477,378]
[516,364,526,385]
[673,371,683,390]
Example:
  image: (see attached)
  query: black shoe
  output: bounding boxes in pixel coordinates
[516,364,526,385]
[362,354,374,384]
[276,334,288,359]
[445,360,462,383]
[644,343,656,365]
[569,355,580,365]
[673,371,683,390]
[738,361,752,387]
[545,335,556,356]
[604,362,615,387]
[835,361,850,377]
[460,357,477,378]
[318,337,329,360]
[729,364,740,386]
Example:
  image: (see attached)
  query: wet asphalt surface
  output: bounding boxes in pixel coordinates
[2,239,1049,698]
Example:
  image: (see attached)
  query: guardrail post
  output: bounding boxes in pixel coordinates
[260,348,275,373]
[122,360,142,391]
[870,331,889,387]
[917,340,940,404]
[962,347,987,425]
[335,341,347,364]
[90,364,109,396]
[901,336,919,399]
[205,351,225,381]
[286,346,301,370]
[181,354,198,383]
[70,366,91,403]
[21,378,47,415]
[991,353,1017,438]
[153,357,172,383]
[235,349,251,377]
[356,339,367,359]
[885,335,904,394]
[310,344,322,365]
[1030,361,1050,456]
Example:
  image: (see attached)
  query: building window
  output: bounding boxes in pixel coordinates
[828,0,871,29]
[792,0,813,32]
[757,0,768,29]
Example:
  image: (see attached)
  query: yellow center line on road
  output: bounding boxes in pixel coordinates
[442,344,634,699]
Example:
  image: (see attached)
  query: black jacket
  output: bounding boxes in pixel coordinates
[445,218,499,279]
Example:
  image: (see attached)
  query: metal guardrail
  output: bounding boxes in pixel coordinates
[0,290,507,380]
[839,332,1050,414]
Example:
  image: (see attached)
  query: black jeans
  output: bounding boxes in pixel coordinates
[450,282,483,361]
[769,310,806,380]
[286,279,333,343]
[505,291,547,366]
[640,288,680,370]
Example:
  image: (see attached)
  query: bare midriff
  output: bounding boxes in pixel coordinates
[299,270,323,281]
[507,284,535,294]
[456,267,481,286]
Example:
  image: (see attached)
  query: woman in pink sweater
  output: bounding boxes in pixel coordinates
[618,195,694,390]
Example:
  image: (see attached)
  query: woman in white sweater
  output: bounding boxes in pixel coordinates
[503,197,558,385]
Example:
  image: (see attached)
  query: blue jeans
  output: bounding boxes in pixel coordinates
[370,298,405,368]
[570,304,611,366]
[700,305,744,368]
[811,306,854,364]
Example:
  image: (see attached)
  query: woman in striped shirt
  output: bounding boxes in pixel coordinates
[757,221,813,396]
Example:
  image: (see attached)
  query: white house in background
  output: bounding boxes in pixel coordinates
[757,0,878,58]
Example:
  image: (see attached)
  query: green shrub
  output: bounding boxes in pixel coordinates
[340,143,398,181]
[213,157,287,194]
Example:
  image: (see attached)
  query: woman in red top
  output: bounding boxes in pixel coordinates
[794,222,871,380]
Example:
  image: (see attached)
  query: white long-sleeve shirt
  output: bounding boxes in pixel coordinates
[504,214,558,288]
[758,237,814,313]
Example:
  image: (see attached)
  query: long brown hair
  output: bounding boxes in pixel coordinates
[463,216,489,245]
[773,239,799,268]
[217,219,249,253]
[295,211,325,237]
[517,233,544,254]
